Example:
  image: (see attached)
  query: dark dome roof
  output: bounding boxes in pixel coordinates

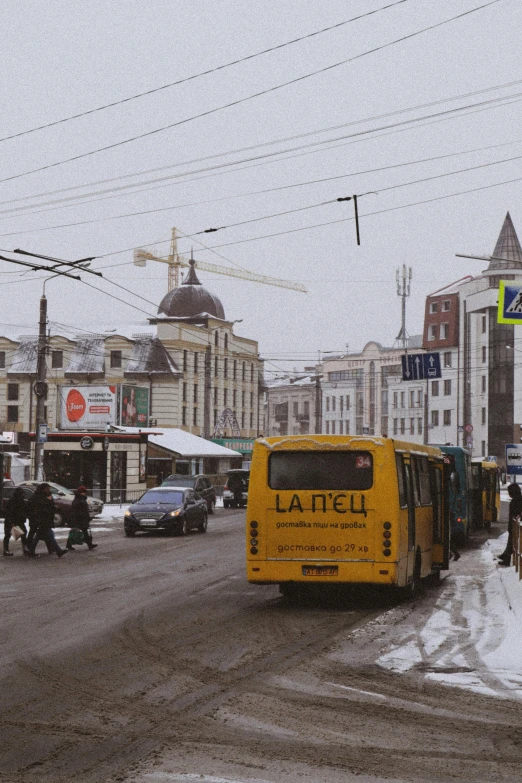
[158,259,225,320]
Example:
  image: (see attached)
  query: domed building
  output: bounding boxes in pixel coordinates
[157,259,225,321]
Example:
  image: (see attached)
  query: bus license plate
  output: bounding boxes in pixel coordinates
[302,566,338,576]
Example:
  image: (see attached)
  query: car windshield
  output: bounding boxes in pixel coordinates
[162,477,195,487]
[138,490,184,505]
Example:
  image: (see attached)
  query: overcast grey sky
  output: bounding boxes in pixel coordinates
[0,0,519,376]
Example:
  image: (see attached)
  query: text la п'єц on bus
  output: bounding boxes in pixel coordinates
[246,435,451,596]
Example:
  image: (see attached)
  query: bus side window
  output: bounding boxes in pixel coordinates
[396,454,407,507]
[410,456,421,507]
[429,465,443,543]
[417,456,432,506]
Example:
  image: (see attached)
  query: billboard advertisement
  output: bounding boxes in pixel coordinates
[120,385,149,427]
[60,385,117,430]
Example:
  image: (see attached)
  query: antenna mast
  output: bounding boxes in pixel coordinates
[395,265,412,350]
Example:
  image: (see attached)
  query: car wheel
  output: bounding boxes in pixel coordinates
[208,500,215,515]
[53,512,63,527]
[178,518,188,536]
[125,529,136,537]
[198,512,208,533]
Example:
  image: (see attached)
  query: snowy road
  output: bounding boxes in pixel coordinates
[1,503,522,783]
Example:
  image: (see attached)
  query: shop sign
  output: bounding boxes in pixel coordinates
[80,436,94,450]
[212,438,254,453]
[60,385,117,430]
[120,385,150,427]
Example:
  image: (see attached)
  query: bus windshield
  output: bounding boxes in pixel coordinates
[268,451,373,490]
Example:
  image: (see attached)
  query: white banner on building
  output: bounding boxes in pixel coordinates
[60,385,117,430]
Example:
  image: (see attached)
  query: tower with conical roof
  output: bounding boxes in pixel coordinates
[487,212,522,271]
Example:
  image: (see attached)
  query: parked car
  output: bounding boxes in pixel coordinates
[124,486,208,537]
[161,474,216,514]
[16,481,104,525]
[223,469,250,508]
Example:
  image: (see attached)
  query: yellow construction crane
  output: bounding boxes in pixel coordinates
[133,227,307,293]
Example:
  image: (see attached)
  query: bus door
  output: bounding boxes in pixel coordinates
[402,458,416,579]
[430,461,449,570]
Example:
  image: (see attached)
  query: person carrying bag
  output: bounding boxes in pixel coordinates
[67,486,97,551]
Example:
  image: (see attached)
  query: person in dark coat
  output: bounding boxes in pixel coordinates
[67,486,97,551]
[3,487,29,556]
[26,483,67,558]
[498,483,522,566]
[227,473,245,507]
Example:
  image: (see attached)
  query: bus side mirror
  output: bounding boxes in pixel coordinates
[450,471,461,493]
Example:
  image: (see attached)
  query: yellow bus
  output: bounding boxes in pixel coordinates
[471,458,501,530]
[246,435,450,596]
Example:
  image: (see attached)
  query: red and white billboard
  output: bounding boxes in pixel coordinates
[60,386,117,430]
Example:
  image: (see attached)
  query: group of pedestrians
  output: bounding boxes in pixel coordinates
[3,484,97,558]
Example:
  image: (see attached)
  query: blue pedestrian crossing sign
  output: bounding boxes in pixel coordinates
[498,280,522,325]
[401,352,441,381]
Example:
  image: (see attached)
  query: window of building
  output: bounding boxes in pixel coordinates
[182,382,187,402]
[417,418,423,435]
[332,421,336,434]
[233,389,237,407]
[193,407,198,425]
[326,421,330,434]
[250,391,254,408]
[431,410,439,427]
[443,409,451,426]
[429,302,438,314]
[339,420,343,434]
[213,387,218,405]
[110,350,122,369]
[214,331,219,347]
[400,391,405,408]
[7,383,19,401]
[332,396,336,412]
[214,409,218,425]
[194,353,198,373]
[51,350,63,369]
[443,352,452,368]
[393,418,398,435]
[233,360,237,380]
[440,323,449,340]
[409,390,415,408]
[481,375,486,393]
[482,345,487,363]
[442,300,450,311]
[432,380,439,396]
[242,391,245,408]
[293,401,298,416]
[183,350,188,372]
[223,389,228,406]
[482,407,486,425]
[482,440,486,454]
[224,333,228,350]
[417,389,422,407]
[223,358,228,378]
[346,395,350,410]
[214,356,218,377]
[481,315,487,334]
[444,379,451,396]
[410,418,415,435]
[250,411,253,428]
[251,364,254,382]
[241,412,245,428]
[0,351,5,369]
[400,418,405,434]
[7,405,18,423]
[326,397,330,412]
[428,324,437,341]
[193,383,198,402]
[393,392,398,408]
[242,362,246,382]
[182,407,187,425]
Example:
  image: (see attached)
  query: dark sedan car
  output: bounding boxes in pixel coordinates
[160,474,216,514]
[124,486,208,537]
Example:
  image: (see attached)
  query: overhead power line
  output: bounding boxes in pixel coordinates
[0,0,504,187]
[0,0,410,145]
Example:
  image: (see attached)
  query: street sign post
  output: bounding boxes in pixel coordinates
[498,281,522,325]
[506,443,522,476]
[401,352,441,381]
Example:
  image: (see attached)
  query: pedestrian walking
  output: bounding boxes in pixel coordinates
[26,483,67,558]
[497,482,522,566]
[67,486,97,551]
[3,487,29,556]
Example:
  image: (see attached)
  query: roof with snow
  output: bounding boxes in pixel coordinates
[65,337,105,376]
[125,336,180,376]
[115,426,242,458]
[8,337,38,375]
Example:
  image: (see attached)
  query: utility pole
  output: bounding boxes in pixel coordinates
[315,373,322,434]
[34,293,48,480]
[203,344,212,439]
